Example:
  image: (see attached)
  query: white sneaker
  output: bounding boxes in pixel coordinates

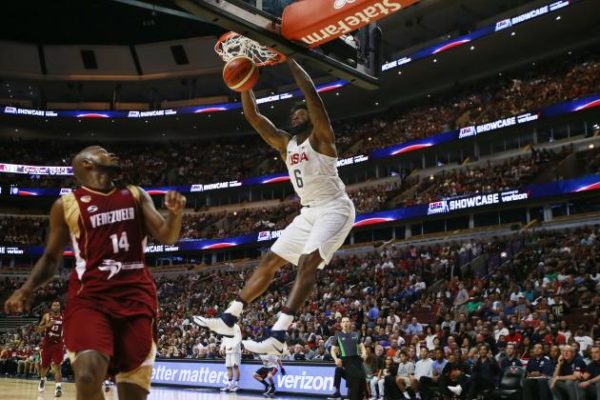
[193,316,235,337]
[37,379,46,392]
[220,383,231,392]
[448,385,462,395]
[242,337,288,356]
[55,385,63,398]
[230,384,239,392]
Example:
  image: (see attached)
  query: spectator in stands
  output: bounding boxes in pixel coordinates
[578,345,600,399]
[467,344,501,399]
[500,342,523,370]
[522,343,554,400]
[551,344,586,400]
[420,348,446,400]
[410,346,433,397]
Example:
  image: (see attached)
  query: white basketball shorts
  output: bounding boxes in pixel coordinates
[271,195,355,269]
[225,352,241,367]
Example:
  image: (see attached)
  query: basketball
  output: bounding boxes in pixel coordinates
[223,56,259,92]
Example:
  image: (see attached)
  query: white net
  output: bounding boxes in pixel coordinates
[215,32,284,66]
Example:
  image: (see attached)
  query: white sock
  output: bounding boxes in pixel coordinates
[41,377,46,381]
[225,300,244,317]
[272,313,294,331]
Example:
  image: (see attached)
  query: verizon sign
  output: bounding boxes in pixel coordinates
[282,0,420,48]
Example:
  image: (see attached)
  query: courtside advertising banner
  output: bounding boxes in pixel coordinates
[151,360,346,396]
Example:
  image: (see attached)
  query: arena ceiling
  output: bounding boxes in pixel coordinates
[0,0,599,139]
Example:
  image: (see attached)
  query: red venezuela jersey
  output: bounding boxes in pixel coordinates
[63,185,157,317]
[43,313,64,346]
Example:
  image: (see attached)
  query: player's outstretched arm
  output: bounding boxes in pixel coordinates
[5,200,69,314]
[241,90,289,157]
[286,58,334,143]
[140,189,186,245]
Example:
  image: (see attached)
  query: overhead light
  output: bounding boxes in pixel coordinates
[589,144,595,149]
[270,105,274,109]
[511,31,516,36]
[144,120,149,123]
[498,72,503,77]
[336,92,339,96]
[375,102,379,106]
[555,15,561,21]
[433,58,438,63]
[14,129,18,132]
[162,133,166,137]
[469,46,475,50]
[398,71,402,75]
[427,94,431,98]
[368,137,372,141]
[568,51,572,55]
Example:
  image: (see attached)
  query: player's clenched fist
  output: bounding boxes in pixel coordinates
[4,288,33,314]
[164,191,186,214]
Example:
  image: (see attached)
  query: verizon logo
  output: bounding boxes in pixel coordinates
[300,0,406,46]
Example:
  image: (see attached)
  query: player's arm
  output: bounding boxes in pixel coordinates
[139,189,186,245]
[5,199,69,313]
[241,90,289,157]
[36,313,52,333]
[286,58,334,143]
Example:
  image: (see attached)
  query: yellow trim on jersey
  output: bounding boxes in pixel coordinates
[115,341,157,393]
[127,185,142,204]
[62,193,81,239]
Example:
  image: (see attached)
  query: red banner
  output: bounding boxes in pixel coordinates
[281,0,420,48]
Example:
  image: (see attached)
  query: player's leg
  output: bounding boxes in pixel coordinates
[64,305,114,400]
[222,365,233,391]
[52,360,63,397]
[255,369,271,394]
[38,348,50,392]
[72,351,110,400]
[267,371,277,396]
[195,212,310,336]
[114,315,156,400]
[245,200,354,354]
[232,364,240,390]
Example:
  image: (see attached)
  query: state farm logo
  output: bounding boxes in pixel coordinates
[334,0,356,9]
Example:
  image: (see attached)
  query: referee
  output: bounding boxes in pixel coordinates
[330,317,367,400]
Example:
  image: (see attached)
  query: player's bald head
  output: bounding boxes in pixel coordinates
[72,146,120,183]
[72,146,101,180]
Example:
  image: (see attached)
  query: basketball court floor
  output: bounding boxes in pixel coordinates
[0,378,315,400]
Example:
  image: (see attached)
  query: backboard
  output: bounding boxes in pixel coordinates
[112,0,386,89]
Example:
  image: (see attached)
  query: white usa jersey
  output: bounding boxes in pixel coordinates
[286,136,347,207]
[260,354,280,368]
[221,324,242,354]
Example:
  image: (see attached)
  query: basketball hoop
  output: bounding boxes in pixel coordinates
[215,31,286,67]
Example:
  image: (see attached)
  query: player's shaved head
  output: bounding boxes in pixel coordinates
[72,145,102,180]
[72,145,120,187]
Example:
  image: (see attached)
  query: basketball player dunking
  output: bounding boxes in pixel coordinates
[5,146,186,400]
[195,58,355,354]
[37,300,65,397]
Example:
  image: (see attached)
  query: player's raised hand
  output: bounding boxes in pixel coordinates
[4,288,34,314]
[164,191,186,215]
